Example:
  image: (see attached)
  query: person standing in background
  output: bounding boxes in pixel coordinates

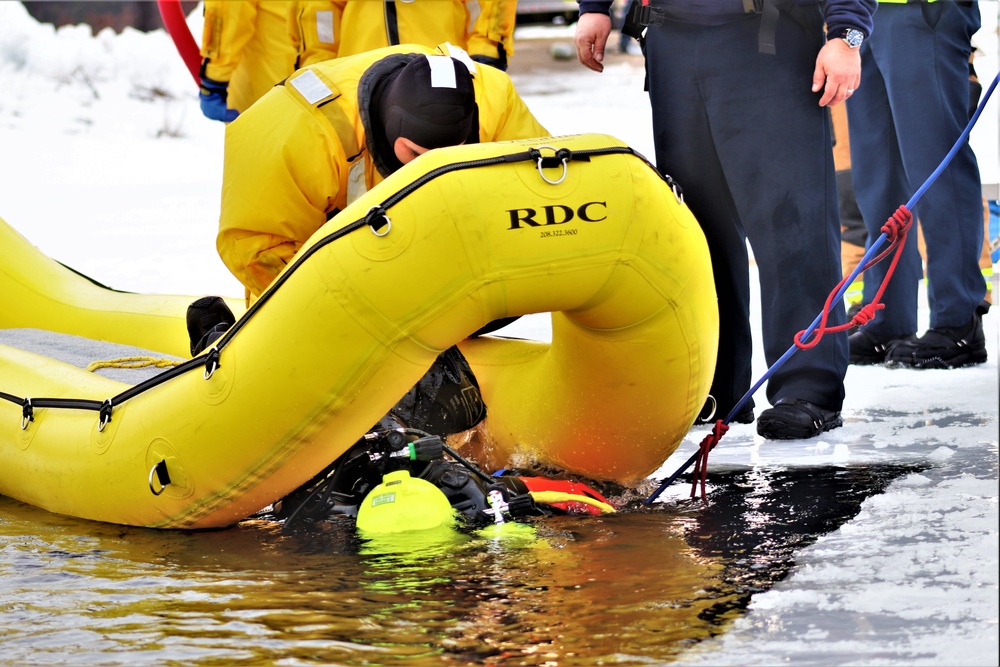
[846,0,989,369]
[289,0,516,70]
[838,48,995,329]
[612,0,637,54]
[198,0,297,122]
[573,0,875,440]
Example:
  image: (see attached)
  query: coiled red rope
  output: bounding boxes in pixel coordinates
[794,205,914,349]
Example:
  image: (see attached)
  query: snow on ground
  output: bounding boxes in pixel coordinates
[0,3,997,665]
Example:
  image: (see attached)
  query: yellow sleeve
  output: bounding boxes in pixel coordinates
[290,0,343,67]
[217,87,344,297]
[201,0,259,82]
[473,64,550,142]
[466,0,517,61]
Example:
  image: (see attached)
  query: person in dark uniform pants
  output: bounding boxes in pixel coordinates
[846,0,989,370]
[574,0,876,440]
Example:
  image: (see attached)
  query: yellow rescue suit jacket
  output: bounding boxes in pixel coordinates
[290,0,516,68]
[217,44,549,300]
[200,0,298,113]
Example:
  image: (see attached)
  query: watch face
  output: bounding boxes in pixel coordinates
[844,29,864,48]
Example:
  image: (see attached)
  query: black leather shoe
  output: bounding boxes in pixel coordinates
[849,329,911,365]
[731,406,755,424]
[757,398,843,440]
[886,301,989,369]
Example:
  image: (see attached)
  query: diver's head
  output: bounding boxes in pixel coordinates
[376,55,477,171]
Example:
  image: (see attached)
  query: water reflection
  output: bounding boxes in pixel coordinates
[0,464,919,666]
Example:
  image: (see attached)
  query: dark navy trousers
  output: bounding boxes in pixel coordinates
[847,1,985,337]
[645,10,848,414]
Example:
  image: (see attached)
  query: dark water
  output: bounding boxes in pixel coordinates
[0,464,921,666]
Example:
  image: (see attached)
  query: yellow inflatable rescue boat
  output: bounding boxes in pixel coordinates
[0,133,718,529]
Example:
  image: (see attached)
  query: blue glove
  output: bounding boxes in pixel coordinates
[199,76,239,123]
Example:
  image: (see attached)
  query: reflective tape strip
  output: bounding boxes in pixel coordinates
[346,158,368,205]
[316,10,334,44]
[444,43,477,74]
[290,70,333,104]
[426,55,457,88]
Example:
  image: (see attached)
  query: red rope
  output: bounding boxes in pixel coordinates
[690,419,729,499]
[681,207,911,501]
[794,205,913,350]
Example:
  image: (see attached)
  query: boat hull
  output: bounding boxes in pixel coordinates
[0,133,717,528]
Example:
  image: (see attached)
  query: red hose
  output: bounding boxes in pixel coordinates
[157,0,201,87]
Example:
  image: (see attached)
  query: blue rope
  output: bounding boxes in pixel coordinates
[646,69,1000,505]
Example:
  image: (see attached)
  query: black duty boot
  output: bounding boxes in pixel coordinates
[885,301,989,369]
[849,329,913,365]
[731,405,755,424]
[757,398,843,440]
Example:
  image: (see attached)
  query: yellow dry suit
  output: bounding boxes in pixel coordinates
[289,0,516,69]
[200,0,298,113]
[216,43,549,301]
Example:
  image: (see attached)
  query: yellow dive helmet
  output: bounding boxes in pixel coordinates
[356,469,455,534]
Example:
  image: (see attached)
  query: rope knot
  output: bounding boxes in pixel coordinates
[881,205,913,239]
[690,419,729,500]
[852,302,884,327]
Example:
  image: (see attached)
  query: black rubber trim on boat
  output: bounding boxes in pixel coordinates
[1,145,678,422]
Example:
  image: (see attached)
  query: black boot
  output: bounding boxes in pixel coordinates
[848,329,913,365]
[757,398,843,440]
[885,300,989,369]
[186,296,235,356]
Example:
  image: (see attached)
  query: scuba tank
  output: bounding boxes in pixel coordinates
[356,469,455,534]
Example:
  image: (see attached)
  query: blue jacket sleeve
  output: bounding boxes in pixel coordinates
[578,1,613,15]
[822,0,877,39]
[578,0,875,39]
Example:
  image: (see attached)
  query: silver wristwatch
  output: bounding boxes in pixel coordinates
[841,28,864,49]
